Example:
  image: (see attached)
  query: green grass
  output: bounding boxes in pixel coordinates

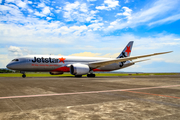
[0,73,178,77]
[95,73,178,76]
[0,73,73,77]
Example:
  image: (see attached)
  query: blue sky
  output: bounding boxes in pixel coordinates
[0,0,180,72]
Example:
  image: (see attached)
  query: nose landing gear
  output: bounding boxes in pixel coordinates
[20,71,26,78]
[22,74,26,78]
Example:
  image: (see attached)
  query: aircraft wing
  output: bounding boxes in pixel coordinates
[88,51,172,69]
[133,59,150,63]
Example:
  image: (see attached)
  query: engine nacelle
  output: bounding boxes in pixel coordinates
[70,63,90,75]
[49,71,64,75]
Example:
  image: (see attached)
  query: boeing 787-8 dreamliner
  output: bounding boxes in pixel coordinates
[6,41,172,78]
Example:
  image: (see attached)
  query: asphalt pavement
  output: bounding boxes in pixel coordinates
[0,75,180,120]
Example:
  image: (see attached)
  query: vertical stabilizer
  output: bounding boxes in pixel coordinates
[117,41,133,58]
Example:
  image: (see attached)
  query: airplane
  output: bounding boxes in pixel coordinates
[6,41,172,78]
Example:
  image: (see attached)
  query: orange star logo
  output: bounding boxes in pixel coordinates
[58,57,66,63]
[125,46,131,56]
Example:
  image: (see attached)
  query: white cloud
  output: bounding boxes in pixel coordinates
[86,10,98,22]
[5,0,27,8]
[110,19,120,25]
[53,25,88,35]
[108,19,121,29]
[131,0,179,25]
[88,22,104,31]
[70,52,101,57]
[34,6,51,17]
[118,7,132,20]
[0,54,11,68]
[0,0,2,4]
[114,7,132,25]
[0,19,63,38]
[124,0,129,3]
[46,17,52,20]
[63,1,97,22]
[34,11,45,17]
[148,14,180,26]
[106,0,180,31]
[5,0,14,3]
[63,1,83,21]
[87,0,97,2]
[28,8,33,13]
[69,52,119,58]
[96,0,119,10]
[64,1,80,11]
[0,4,24,24]
[37,2,45,8]
[105,0,119,8]
[28,1,32,4]
[16,1,26,8]
[8,46,23,56]
[55,9,61,13]
[70,25,88,35]
[80,3,88,12]
[7,46,33,57]
[0,5,11,11]
[30,2,51,17]
[55,7,61,13]
[42,6,50,15]
[0,23,72,45]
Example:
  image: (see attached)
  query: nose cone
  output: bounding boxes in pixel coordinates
[6,63,16,70]
[6,63,12,69]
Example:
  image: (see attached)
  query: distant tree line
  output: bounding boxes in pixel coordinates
[0,69,14,73]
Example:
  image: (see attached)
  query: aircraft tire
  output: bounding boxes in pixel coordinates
[75,75,82,77]
[87,74,95,77]
[22,74,26,78]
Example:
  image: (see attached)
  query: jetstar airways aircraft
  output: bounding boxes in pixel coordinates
[6,41,172,78]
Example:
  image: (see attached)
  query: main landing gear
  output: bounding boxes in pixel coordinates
[75,75,82,77]
[74,74,96,77]
[20,71,26,78]
[87,74,95,77]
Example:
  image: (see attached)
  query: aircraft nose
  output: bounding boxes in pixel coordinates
[6,63,15,69]
[6,63,12,69]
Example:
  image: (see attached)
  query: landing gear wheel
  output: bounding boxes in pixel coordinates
[20,71,26,78]
[22,74,26,78]
[75,75,82,77]
[87,74,95,77]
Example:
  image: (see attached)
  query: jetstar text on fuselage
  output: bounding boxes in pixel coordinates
[32,57,65,63]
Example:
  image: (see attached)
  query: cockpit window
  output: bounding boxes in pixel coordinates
[12,59,19,62]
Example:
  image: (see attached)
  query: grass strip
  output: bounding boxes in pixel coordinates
[0,73,178,77]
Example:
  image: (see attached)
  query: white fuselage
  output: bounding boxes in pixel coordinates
[6,55,134,72]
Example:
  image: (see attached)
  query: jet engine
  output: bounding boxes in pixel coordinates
[70,63,90,75]
[49,71,64,75]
